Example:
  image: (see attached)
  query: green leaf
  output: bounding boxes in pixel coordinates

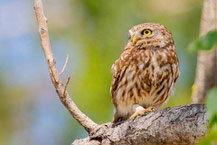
[197,127,217,145]
[198,88,217,145]
[206,88,217,129]
[188,31,217,52]
[208,115,217,130]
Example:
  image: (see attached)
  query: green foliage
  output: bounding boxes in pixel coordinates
[198,88,217,145]
[198,127,217,145]
[188,31,217,52]
[207,88,217,129]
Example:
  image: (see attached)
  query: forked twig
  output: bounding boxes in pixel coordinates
[34,0,98,133]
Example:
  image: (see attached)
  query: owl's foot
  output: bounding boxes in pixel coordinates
[145,107,157,112]
[130,105,157,120]
[130,108,147,120]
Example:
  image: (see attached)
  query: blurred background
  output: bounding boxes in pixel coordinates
[0,0,203,144]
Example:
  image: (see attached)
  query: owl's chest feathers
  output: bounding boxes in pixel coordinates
[115,48,177,108]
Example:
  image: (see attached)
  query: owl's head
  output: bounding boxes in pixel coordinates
[128,23,174,49]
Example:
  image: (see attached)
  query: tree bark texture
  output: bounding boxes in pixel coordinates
[192,0,217,103]
[72,104,207,145]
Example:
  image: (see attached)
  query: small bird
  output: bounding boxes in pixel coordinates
[110,23,179,122]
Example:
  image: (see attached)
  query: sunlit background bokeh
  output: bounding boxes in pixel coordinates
[0,0,203,144]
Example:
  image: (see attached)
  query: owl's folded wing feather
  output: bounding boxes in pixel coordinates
[110,51,131,106]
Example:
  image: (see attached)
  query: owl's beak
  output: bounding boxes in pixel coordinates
[133,37,137,44]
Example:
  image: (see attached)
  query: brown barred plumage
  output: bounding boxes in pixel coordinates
[110,23,179,122]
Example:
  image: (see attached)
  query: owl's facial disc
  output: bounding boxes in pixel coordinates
[128,23,174,49]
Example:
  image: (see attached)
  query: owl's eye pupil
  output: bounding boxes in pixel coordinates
[142,29,152,35]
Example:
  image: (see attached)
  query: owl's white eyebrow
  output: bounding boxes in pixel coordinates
[128,30,133,35]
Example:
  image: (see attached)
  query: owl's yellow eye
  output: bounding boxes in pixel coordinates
[142,29,152,35]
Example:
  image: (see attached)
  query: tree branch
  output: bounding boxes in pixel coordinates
[72,104,207,145]
[34,0,99,133]
[191,0,217,103]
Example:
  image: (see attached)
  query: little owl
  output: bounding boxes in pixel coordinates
[110,23,179,122]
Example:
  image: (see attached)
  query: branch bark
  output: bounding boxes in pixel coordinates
[191,0,217,103]
[72,104,207,145]
[34,0,99,133]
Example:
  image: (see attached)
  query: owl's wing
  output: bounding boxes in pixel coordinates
[170,65,179,96]
[174,70,179,83]
[110,62,121,100]
[169,51,180,96]
[173,53,180,84]
[110,51,131,106]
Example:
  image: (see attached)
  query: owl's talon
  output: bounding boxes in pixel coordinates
[146,107,157,112]
[130,109,147,120]
[130,106,157,120]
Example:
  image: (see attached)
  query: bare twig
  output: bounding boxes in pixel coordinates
[34,0,98,133]
[59,54,69,75]
[63,77,71,98]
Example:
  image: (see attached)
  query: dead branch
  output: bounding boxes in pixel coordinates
[59,54,69,75]
[34,0,98,133]
[191,0,217,103]
[63,77,71,98]
[72,104,207,145]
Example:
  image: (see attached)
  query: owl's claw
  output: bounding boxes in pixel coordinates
[130,109,147,120]
[145,107,157,112]
[130,106,157,120]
